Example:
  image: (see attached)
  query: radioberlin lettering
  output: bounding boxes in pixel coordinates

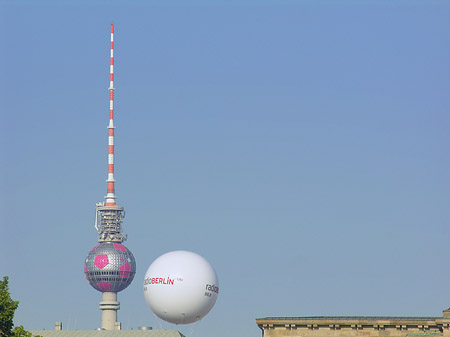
[143,277,219,296]
[206,284,219,294]
[144,277,174,285]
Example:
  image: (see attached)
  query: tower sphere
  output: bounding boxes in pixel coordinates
[85,242,136,292]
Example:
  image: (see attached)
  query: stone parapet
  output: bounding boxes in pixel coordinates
[256,316,445,337]
[436,310,450,337]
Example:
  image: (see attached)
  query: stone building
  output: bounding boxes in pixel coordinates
[256,310,450,337]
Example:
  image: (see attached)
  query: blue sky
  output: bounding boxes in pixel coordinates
[1,1,450,337]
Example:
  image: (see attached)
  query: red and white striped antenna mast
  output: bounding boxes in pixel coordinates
[94,23,127,243]
[106,23,116,206]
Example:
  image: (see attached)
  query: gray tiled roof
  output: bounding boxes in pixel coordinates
[31,330,185,337]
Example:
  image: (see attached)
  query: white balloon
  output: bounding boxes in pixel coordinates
[143,250,219,324]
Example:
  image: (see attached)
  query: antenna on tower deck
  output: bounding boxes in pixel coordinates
[106,23,116,207]
[94,23,126,243]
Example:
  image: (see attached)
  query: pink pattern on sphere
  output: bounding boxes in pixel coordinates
[97,282,112,291]
[94,254,109,269]
[119,263,131,278]
[85,242,136,293]
[113,243,127,252]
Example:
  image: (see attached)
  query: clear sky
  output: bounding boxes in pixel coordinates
[1,1,450,337]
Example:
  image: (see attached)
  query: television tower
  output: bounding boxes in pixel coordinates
[84,24,136,331]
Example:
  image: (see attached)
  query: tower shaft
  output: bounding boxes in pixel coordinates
[100,292,121,330]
